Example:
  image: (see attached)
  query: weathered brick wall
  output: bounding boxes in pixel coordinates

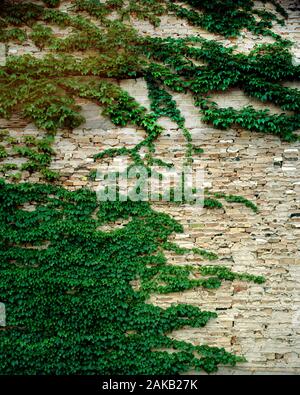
[0,0,300,374]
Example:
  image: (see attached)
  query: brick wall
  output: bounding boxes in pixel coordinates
[0,0,299,374]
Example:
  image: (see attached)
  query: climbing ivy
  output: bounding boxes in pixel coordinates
[0,0,297,374]
[0,181,264,374]
[0,0,299,149]
[146,77,194,163]
[0,131,59,181]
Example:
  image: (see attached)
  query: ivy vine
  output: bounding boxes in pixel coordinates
[0,181,264,374]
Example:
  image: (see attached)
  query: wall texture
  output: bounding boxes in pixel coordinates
[0,0,300,374]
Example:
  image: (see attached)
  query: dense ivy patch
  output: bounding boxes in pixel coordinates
[1,38,299,174]
[0,181,264,374]
[0,1,299,170]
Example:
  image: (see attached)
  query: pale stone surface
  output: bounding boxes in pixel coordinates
[210,88,288,115]
[79,103,116,131]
